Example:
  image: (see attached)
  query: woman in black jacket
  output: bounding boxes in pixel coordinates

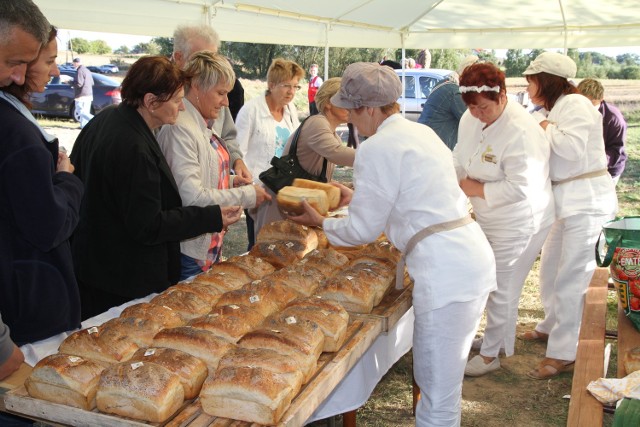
[71,56,241,319]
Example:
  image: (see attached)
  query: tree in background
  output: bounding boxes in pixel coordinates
[503,49,529,77]
[114,45,130,55]
[151,37,174,57]
[69,38,91,54]
[90,40,111,55]
[131,42,160,55]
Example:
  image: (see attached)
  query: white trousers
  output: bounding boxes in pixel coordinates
[537,213,612,361]
[480,226,551,357]
[74,96,94,128]
[413,294,488,427]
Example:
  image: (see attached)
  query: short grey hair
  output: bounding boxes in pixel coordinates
[0,0,50,44]
[173,24,220,59]
[184,51,235,94]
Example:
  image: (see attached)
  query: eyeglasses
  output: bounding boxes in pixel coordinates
[277,83,302,91]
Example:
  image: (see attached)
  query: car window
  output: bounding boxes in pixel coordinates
[419,77,442,99]
[92,73,119,86]
[403,76,415,99]
[59,74,74,84]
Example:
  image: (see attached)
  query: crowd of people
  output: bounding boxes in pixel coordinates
[0,0,629,426]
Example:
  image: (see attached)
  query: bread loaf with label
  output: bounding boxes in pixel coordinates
[119,302,185,329]
[292,178,340,210]
[225,255,276,279]
[315,272,377,314]
[191,270,249,293]
[200,365,295,425]
[346,258,395,305]
[59,324,139,365]
[150,289,211,321]
[169,282,223,306]
[249,240,311,268]
[277,186,329,215]
[96,361,184,423]
[128,347,207,399]
[283,297,349,352]
[214,286,281,318]
[257,220,319,248]
[187,304,265,343]
[25,354,105,410]
[262,264,325,296]
[298,247,350,277]
[152,326,234,371]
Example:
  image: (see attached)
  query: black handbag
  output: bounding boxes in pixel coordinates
[259,118,328,194]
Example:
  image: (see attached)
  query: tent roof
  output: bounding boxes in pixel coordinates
[36,0,640,49]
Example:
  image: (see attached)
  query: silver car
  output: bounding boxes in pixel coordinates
[394,69,455,121]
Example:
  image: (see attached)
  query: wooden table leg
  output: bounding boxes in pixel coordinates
[342,410,357,427]
[413,374,421,416]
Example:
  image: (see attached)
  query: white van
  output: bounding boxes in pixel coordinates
[394,69,455,121]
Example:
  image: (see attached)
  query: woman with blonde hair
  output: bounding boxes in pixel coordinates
[255,77,356,228]
[157,51,271,279]
[236,57,304,248]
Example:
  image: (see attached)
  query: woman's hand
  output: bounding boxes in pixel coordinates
[232,159,253,181]
[459,178,485,199]
[253,184,272,207]
[330,182,353,208]
[57,152,74,174]
[221,206,243,229]
[0,344,24,381]
[288,200,325,227]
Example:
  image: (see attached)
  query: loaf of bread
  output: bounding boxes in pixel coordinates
[313,227,330,248]
[209,260,265,281]
[264,313,328,357]
[292,178,340,210]
[257,220,319,249]
[624,346,640,374]
[128,347,208,400]
[214,286,280,318]
[169,282,223,306]
[25,354,105,410]
[187,304,265,343]
[59,325,139,365]
[316,272,377,314]
[96,361,184,423]
[356,240,402,264]
[120,302,185,329]
[200,365,296,425]
[225,255,276,279]
[277,186,329,215]
[263,264,324,296]
[99,316,165,348]
[150,289,211,321]
[283,297,350,352]
[152,326,234,371]
[298,247,350,277]
[345,260,395,305]
[242,279,302,311]
[216,347,304,396]
[191,270,249,293]
[249,240,311,268]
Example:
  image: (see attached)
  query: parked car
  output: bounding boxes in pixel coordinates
[87,65,101,73]
[98,64,119,74]
[394,69,455,121]
[29,69,122,121]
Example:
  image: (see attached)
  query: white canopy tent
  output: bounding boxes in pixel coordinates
[35,0,640,51]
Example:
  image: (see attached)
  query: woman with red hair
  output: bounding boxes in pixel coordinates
[453,62,555,377]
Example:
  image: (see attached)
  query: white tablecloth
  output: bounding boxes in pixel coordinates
[19,297,414,424]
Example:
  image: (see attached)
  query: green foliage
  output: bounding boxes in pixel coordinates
[503,49,529,77]
[90,40,111,55]
[131,42,160,55]
[151,37,174,57]
[114,45,130,55]
[69,37,91,54]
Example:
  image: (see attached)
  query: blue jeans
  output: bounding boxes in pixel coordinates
[180,253,204,281]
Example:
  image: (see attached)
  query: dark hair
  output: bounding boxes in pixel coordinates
[0,0,50,44]
[525,72,577,110]
[459,62,505,105]
[121,56,190,109]
[380,60,402,70]
[1,25,57,108]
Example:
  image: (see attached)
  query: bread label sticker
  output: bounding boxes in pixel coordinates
[268,244,276,251]
[321,310,330,316]
[162,305,173,310]
[380,241,389,246]
[87,327,99,334]
[229,304,240,309]
[300,259,308,264]
[271,329,282,334]
[256,258,263,263]
[218,272,226,276]
[363,268,374,273]
[68,356,82,363]
[130,362,144,370]
[209,313,220,318]
[346,276,354,281]
[285,316,297,324]
[302,225,308,230]
[144,349,156,356]
[286,242,295,248]
[249,295,260,303]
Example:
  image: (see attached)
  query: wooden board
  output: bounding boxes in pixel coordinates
[0,363,32,412]
[566,267,609,427]
[3,318,383,427]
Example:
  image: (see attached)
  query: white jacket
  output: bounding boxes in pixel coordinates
[323,114,496,314]
[454,101,555,238]
[542,94,617,219]
[235,94,300,180]
[157,99,256,260]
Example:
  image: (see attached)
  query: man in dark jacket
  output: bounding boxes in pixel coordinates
[72,57,94,128]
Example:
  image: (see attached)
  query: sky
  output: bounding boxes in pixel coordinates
[59,29,640,59]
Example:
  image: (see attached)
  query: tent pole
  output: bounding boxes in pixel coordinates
[324,23,330,81]
[401,33,406,116]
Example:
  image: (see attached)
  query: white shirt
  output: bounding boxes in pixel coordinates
[235,94,300,180]
[542,94,617,219]
[323,114,496,314]
[157,99,256,259]
[453,101,555,237]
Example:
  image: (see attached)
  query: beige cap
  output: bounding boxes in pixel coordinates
[523,52,577,79]
[330,62,401,109]
[457,55,479,75]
